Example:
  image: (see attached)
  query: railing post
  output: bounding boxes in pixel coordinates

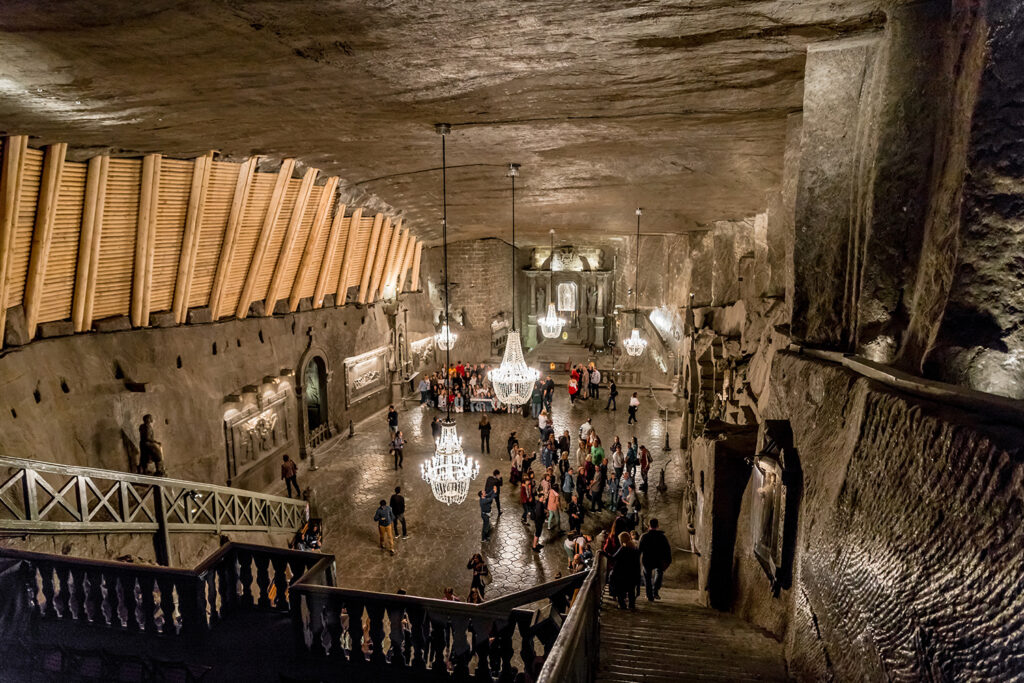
[75,475,89,522]
[22,468,38,521]
[153,484,172,566]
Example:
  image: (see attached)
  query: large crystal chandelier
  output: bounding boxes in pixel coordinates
[422,123,478,505]
[421,419,479,505]
[434,122,457,353]
[622,208,648,357]
[538,229,565,339]
[489,163,540,405]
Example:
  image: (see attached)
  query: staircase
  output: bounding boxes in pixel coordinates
[597,587,789,682]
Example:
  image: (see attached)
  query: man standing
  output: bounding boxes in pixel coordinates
[417,377,431,405]
[390,430,405,470]
[387,405,399,435]
[507,431,519,460]
[485,469,503,516]
[628,392,640,424]
[390,486,408,539]
[281,454,299,498]
[639,518,673,601]
[431,416,442,444]
[374,499,396,555]
[606,379,618,411]
[589,365,601,399]
[579,417,594,443]
[543,375,555,411]
[479,416,492,454]
[478,489,496,541]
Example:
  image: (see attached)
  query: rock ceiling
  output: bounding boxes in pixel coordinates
[0,0,886,243]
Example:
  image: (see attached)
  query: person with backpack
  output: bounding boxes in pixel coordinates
[374,499,396,555]
[389,486,408,539]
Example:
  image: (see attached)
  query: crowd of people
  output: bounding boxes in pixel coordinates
[415,361,522,413]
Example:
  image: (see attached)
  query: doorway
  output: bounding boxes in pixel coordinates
[303,356,329,447]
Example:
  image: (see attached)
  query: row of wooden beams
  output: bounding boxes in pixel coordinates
[0,135,29,342]
[236,158,295,319]
[73,155,108,332]
[209,157,258,319]
[410,241,423,292]
[24,142,68,338]
[172,152,213,324]
[386,224,410,296]
[357,213,384,305]
[331,206,362,307]
[289,177,338,312]
[265,167,317,315]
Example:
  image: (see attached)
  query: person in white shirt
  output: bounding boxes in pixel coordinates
[589,366,601,399]
[579,418,593,442]
[611,446,625,478]
[628,392,640,425]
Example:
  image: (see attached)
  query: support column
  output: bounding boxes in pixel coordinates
[525,272,538,348]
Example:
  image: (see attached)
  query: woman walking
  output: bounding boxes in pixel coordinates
[467,553,491,598]
[478,415,491,454]
[627,392,640,425]
[610,532,642,609]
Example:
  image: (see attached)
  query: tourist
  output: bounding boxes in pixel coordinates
[543,375,555,411]
[478,489,496,541]
[588,468,604,512]
[606,379,618,411]
[624,485,640,525]
[531,495,547,552]
[575,439,589,469]
[280,454,299,498]
[610,532,641,609]
[443,587,459,601]
[467,553,491,598]
[389,486,408,539]
[558,450,571,478]
[510,447,524,486]
[589,364,601,399]
[611,443,625,480]
[507,431,519,460]
[627,392,640,424]
[626,439,640,479]
[479,415,492,454]
[567,493,584,534]
[390,430,405,469]
[579,417,594,443]
[561,466,575,505]
[568,376,579,404]
[606,470,620,511]
[467,587,483,604]
[580,364,590,400]
[374,499,396,555]
[538,409,550,440]
[520,476,534,523]
[485,469,504,516]
[546,484,561,530]
[418,377,430,405]
[639,445,652,489]
[387,405,399,435]
[431,416,441,443]
[541,435,556,469]
[590,437,606,468]
[639,518,672,601]
[531,383,544,418]
[138,414,166,476]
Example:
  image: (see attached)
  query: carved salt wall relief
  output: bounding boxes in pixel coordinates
[344,347,388,406]
[224,387,293,482]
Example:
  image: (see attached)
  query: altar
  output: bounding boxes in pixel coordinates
[523,245,613,350]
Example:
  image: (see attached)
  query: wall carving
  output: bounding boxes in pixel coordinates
[224,386,293,484]
[344,347,388,406]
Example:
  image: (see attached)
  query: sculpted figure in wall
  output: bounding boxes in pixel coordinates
[138,414,166,476]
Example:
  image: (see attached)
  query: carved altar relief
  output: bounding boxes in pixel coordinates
[344,347,388,406]
[557,282,577,312]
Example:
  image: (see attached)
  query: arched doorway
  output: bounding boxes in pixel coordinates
[302,356,330,449]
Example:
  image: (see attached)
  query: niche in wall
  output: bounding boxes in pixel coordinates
[749,420,801,593]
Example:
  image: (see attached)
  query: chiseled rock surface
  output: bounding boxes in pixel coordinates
[0,0,886,241]
[759,351,1024,681]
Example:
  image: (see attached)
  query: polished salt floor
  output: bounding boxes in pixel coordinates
[276,387,689,600]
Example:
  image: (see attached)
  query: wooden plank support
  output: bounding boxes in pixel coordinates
[73,156,109,332]
[356,213,384,305]
[397,236,417,293]
[0,135,29,343]
[313,199,347,308]
[364,216,393,304]
[264,166,317,314]
[172,152,213,324]
[209,157,258,319]
[131,153,161,328]
[80,157,109,331]
[24,142,68,338]
[331,206,362,306]
[236,158,295,319]
[290,177,337,311]
[384,223,409,297]
[409,240,423,292]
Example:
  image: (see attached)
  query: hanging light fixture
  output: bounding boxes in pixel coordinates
[434,123,457,352]
[489,163,540,406]
[622,207,648,357]
[422,123,478,505]
[538,229,566,339]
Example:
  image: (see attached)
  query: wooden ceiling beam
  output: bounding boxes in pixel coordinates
[265,166,317,314]
[409,240,423,292]
[131,153,161,328]
[73,155,109,332]
[0,135,29,343]
[209,156,258,319]
[331,206,362,306]
[290,176,338,312]
[384,223,409,297]
[24,142,68,338]
[236,158,295,319]
[397,235,416,293]
[365,216,393,304]
[356,212,384,305]
[172,152,213,324]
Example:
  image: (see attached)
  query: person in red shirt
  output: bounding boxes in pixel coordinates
[456,361,466,378]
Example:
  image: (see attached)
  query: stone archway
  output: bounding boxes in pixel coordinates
[297,343,333,457]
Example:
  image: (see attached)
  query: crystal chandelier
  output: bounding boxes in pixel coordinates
[623,208,648,357]
[422,123,478,505]
[538,229,565,339]
[434,122,457,352]
[489,163,540,405]
[421,419,479,505]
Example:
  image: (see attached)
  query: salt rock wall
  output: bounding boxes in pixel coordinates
[756,352,1024,681]
[0,294,433,487]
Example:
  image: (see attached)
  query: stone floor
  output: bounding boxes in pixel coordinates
[268,387,695,600]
